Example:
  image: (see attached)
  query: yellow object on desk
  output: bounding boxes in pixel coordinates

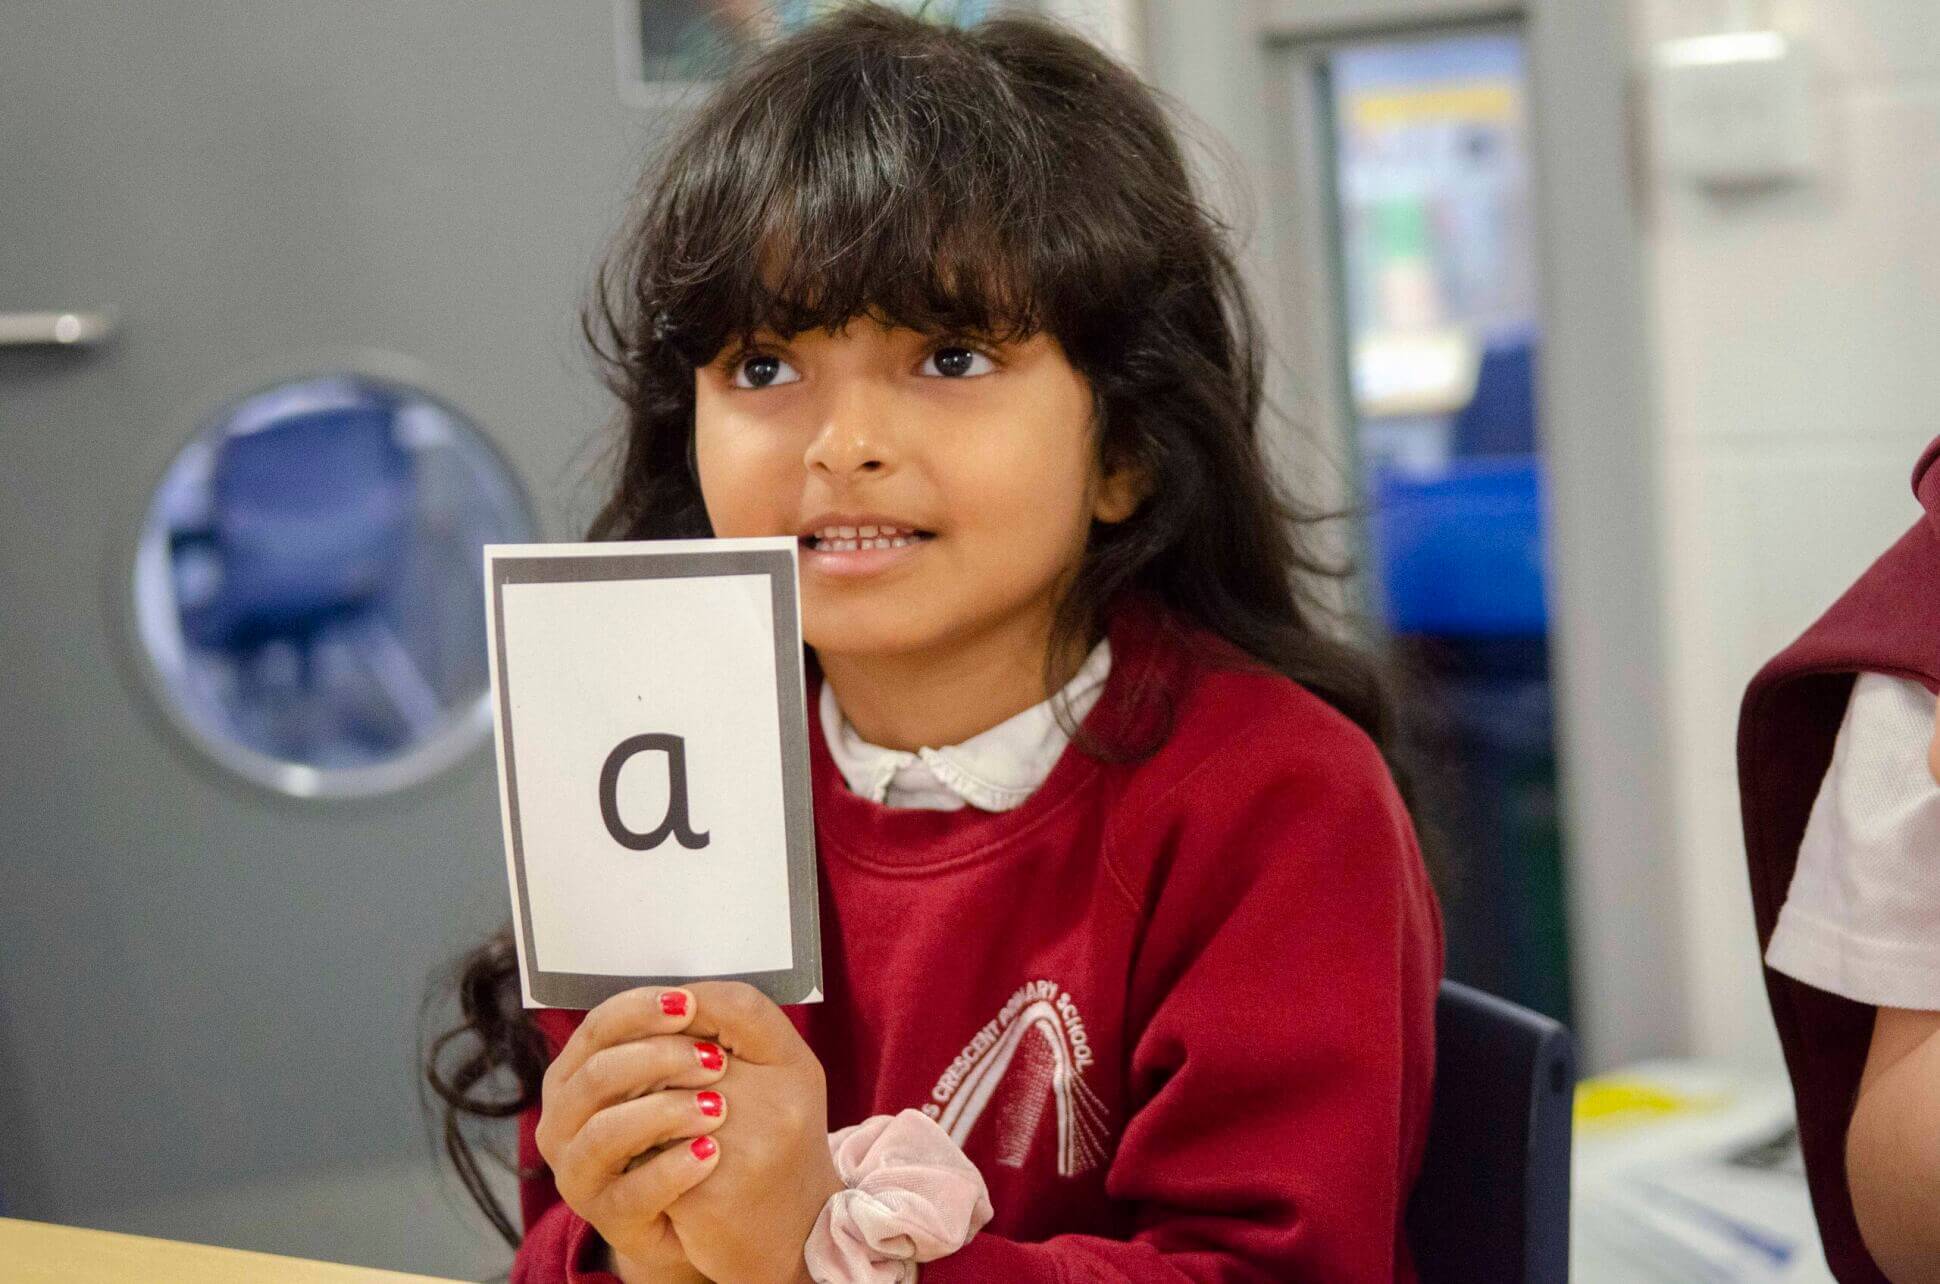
[0,1216,467,1283]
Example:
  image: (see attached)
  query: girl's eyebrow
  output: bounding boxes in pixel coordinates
[924,323,1013,347]
[711,331,785,362]
[709,318,1019,362]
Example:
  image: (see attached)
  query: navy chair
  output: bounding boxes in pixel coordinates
[1406,980,1577,1284]
[1450,330,1539,458]
[178,397,416,654]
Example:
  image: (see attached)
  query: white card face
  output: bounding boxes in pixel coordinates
[484,539,820,1008]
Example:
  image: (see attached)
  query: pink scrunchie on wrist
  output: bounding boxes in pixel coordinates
[804,1109,994,1283]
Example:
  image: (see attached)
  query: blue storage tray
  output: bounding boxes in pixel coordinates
[1371,456,1549,637]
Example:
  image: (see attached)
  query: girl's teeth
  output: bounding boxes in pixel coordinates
[808,525,929,551]
[809,535,922,551]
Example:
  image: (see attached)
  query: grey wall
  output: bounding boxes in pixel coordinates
[1,3,669,1273]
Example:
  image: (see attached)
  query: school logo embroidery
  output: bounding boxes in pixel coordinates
[921,978,1110,1177]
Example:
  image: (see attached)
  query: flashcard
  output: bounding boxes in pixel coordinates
[483,538,820,1008]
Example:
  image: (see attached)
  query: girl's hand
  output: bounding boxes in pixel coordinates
[532,986,728,1283]
[663,981,845,1284]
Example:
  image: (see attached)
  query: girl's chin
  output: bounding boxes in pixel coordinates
[802,606,948,663]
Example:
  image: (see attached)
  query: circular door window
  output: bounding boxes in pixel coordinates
[131,371,537,798]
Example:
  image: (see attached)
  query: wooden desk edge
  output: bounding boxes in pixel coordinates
[0,1216,469,1283]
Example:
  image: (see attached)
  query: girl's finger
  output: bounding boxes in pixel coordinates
[548,987,696,1089]
[683,980,804,1066]
[590,1130,723,1231]
[567,1088,727,1178]
[539,1032,727,1158]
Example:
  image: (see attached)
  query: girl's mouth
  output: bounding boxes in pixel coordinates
[798,524,936,577]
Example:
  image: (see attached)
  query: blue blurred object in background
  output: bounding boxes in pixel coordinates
[179,399,415,652]
[1452,330,1539,457]
[1372,454,1548,637]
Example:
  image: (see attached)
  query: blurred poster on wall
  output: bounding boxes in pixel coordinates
[1330,33,1537,442]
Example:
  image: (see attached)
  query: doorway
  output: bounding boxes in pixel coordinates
[1260,0,1681,1067]
[1323,26,1568,1022]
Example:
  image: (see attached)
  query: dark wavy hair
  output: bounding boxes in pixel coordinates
[425,1,1406,1243]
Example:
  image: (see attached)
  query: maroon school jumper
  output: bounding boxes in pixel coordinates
[511,594,1444,1282]
[1738,436,1940,1283]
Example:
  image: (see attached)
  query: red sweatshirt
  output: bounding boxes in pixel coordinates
[513,595,1444,1282]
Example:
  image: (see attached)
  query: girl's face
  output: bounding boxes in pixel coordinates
[694,318,1143,663]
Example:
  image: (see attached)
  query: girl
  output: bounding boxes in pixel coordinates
[429,5,1443,1281]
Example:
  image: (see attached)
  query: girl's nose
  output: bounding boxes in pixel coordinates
[803,393,895,477]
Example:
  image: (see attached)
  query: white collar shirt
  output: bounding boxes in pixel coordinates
[817,639,1113,812]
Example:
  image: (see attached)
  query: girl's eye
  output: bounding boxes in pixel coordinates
[920,346,996,379]
[730,353,801,390]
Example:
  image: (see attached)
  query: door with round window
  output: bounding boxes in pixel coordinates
[130,370,536,798]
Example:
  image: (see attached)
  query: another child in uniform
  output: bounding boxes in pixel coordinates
[429,6,1443,1281]
[1741,434,1940,1282]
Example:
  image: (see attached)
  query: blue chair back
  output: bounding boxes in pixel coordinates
[180,400,416,651]
[1406,980,1576,1283]
[1451,330,1539,458]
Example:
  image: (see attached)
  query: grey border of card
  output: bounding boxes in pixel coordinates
[490,548,821,1009]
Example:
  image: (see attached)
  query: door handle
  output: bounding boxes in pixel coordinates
[0,308,118,347]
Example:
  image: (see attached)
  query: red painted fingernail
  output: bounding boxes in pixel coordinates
[694,1041,724,1071]
[696,1090,724,1117]
[659,991,688,1017]
[690,1134,718,1161]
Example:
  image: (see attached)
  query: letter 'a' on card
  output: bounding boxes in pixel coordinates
[483,537,821,1009]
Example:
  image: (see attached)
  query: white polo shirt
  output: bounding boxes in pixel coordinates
[1766,672,1940,1010]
